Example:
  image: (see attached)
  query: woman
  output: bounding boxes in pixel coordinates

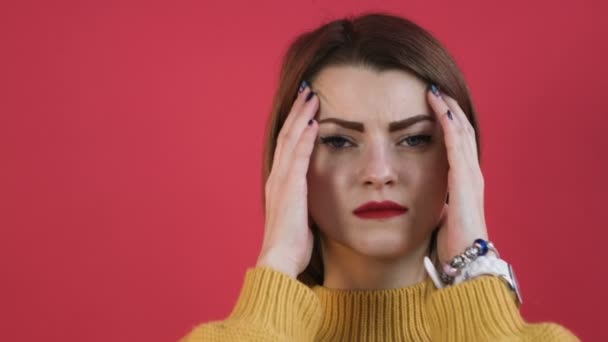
[181,12,579,341]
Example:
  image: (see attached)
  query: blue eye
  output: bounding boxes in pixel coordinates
[319,135,432,150]
[320,136,354,149]
[401,135,432,147]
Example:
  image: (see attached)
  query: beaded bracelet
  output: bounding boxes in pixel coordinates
[440,238,500,285]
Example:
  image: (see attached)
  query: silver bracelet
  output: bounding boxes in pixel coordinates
[440,239,499,285]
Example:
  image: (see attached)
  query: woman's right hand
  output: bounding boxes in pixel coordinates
[256,82,320,279]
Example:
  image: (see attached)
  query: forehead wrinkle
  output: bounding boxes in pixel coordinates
[313,88,424,130]
[312,88,337,120]
[314,87,375,122]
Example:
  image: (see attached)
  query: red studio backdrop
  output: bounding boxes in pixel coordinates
[1,0,606,341]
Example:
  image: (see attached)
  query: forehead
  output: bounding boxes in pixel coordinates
[313,65,429,122]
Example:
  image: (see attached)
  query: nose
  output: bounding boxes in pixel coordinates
[361,144,398,189]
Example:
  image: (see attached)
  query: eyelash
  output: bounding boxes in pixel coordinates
[319,135,432,150]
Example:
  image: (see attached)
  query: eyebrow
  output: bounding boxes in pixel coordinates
[317,114,435,133]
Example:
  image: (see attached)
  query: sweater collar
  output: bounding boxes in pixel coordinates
[311,276,436,341]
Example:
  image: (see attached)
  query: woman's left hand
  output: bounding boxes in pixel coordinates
[427,85,489,265]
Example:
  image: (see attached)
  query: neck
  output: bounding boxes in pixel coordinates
[321,236,431,290]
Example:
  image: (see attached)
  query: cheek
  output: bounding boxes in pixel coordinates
[307,152,346,200]
[415,148,448,192]
[306,152,351,222]
[419,149,448,182]
[411,148,449,226]
[394,146,448,218]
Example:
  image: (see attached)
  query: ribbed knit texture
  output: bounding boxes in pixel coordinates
[312,278,432,341]
[180,266,580,341]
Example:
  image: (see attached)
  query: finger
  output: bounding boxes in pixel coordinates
[267,83,312,216]
[272,84,313,172]
[442,95,472,132]
[428,85,464,125]
[442,94,477,150]
[279,83,313,148]
[441,94,481,174]
[427,85,466,165]
[437,95,485,200]
[289,119,319,180]
[278,120,318,234]
[274,89,319,183]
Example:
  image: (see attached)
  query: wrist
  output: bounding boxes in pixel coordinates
[256,250,298,279]
[440,238,498,285]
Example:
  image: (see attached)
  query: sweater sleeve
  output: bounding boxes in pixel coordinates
[179,266,323,342]
[425,275,580,341]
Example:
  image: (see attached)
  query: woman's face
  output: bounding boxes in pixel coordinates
[307,65,449,259]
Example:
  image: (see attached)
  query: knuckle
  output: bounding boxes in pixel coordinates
[455,124,467,136]
[464,125,473,135]
[464,120,475,132]
[282,130,294,142]
[277,129,287,141]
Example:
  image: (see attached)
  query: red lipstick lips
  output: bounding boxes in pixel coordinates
[353,201,409,219]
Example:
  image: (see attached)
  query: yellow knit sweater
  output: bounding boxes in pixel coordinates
[181,266,579,341]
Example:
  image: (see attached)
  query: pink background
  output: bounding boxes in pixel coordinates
[1,0,606,341]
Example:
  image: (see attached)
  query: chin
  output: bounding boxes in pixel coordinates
[351,230,415,259]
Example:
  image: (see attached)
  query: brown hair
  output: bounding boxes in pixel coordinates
[261,12,482,286]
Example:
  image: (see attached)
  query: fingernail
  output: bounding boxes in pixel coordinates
[431,84,441,97]
[306,91,315,102]
[447,109,453,121]
[298,80,309,93]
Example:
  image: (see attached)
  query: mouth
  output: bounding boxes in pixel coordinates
[353,209,408,219]
[353,201,409,219]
